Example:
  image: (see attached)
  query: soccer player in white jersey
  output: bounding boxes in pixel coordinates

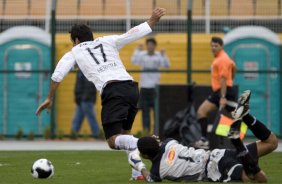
[135,90,278,182]
[36,8,166,181]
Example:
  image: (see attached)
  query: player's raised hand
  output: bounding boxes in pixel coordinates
[147,7,166,27]
[36,98,52,116]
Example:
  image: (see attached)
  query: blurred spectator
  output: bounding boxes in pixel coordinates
[71,70,100,138]
[131,38,170,133]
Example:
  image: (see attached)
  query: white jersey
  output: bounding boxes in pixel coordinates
[51,22,152,94]
[150,139,209,182]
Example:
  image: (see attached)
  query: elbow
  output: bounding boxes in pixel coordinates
[51,74,63,83]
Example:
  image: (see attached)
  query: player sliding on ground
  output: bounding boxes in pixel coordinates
[132,90,278,182]
[36,7,166,180]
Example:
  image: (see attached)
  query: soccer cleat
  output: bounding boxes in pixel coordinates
[129,168,145,181]
[129,176,145,181]
[128,149,146,172]
[232,90,251,120]
[193,137,209,150]
[129,175,145,181]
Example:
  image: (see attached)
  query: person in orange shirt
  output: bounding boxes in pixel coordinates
[194,36,237,149]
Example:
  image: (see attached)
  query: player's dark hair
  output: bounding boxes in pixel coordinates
[146,38,157,46]
[69,24,94,43]
[211,36,224,46]
[137,137,160,159]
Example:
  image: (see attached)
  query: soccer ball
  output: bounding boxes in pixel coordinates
[31,158,54,179]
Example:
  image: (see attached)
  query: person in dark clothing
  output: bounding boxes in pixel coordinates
[71,70,100,138]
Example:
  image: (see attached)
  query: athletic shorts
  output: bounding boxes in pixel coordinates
[208,87,237,112]
[101,80,139,139]
[206,142,258,182]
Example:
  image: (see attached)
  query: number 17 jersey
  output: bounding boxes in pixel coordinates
[51,22,152,94]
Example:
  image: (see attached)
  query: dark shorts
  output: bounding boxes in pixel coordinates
[209,142,258,182]
[101,80,139,139]
[208,87,237,112]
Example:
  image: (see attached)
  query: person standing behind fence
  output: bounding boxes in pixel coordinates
[194,36,237,150]
[131,38,170,133]
[71,69,100,138]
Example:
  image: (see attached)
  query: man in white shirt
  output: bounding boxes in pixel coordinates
[36,7,166,181]
[131,38,170,133]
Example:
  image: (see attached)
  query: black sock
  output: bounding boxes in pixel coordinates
[242,114,271,141]
[198,117,208,138]
[231,138,248,154]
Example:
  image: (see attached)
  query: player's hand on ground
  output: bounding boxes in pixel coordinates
[147,7,166,27]
[36,98,52,116]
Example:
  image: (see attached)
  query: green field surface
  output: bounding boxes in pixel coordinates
[0,151,281,184]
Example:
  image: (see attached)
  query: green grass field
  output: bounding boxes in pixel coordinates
[0,151,281,184]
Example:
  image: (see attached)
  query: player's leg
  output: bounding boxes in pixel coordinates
[230,90,277,180]
[100,81,139,149]
[232,90,278,156]
[243,115,278,156]
[103,122,138,150]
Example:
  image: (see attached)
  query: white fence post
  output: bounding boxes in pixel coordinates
[205,0,210,34]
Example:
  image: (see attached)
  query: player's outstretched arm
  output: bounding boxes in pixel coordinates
[35,80,60,116]
[114,7,166,49]
[147,7,166,28]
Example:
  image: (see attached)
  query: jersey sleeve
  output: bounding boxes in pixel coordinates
[51,51,76,82]
[112,22,152,49]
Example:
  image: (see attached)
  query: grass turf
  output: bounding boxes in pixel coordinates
[0,151,281,184]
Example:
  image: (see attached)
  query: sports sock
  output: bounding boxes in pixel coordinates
[115,135,138,150]
[198,117,208,138]
[242,114,271,141]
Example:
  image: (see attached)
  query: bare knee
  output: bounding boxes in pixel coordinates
[107,135,118,150]
[258,133,278,156]
[267,133,278,152]
[197,101,215,119]
[197,108,205,119]
[197,105,208,119]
